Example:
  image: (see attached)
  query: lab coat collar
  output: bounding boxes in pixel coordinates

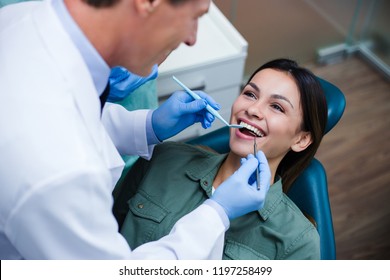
[51,0,110,95]
[31,1,124,186]
[32,1,101,120]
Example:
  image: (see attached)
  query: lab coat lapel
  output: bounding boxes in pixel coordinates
[32,1,124,187]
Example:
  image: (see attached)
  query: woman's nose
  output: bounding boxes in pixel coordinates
[247,102,265,120]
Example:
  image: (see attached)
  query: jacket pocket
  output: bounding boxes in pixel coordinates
[120,191,170,248]
[128,191,169,223]
[223,239,270,260]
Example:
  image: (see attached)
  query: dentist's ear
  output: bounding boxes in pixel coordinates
[291,132,312,152]
[134,0,162,15]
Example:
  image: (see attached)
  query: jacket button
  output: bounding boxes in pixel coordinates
[203,181,209,186]
[137,203,144,209]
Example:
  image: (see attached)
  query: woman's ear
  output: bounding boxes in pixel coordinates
[291,132,312,152]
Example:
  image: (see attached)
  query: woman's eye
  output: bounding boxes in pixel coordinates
[271,104,284,113]
[243,91,257,99]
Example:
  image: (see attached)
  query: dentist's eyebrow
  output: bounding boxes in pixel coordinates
[248,82,294,109]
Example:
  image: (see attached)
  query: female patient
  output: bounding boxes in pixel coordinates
[113,58,328,260]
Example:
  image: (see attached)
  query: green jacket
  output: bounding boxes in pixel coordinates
[113,142,320,259]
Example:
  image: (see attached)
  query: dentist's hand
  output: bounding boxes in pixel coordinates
[108,65,158,102]
[211,151,271,220]
[152,91,220,141]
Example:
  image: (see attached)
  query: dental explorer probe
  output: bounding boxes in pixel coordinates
[254,137,261,190]
[172,76,243,129]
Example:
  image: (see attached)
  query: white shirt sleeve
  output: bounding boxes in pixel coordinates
[6,167,132,259]
[101,103,154,160]
[131,199,229,260]
[6,167,228,259]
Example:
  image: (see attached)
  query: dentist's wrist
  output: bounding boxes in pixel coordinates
[203,199,230,229]
[146,110,161,145]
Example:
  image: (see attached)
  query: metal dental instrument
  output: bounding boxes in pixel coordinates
[254,137,261,190]
[172,76,243,129]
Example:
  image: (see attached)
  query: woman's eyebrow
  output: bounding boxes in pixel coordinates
[248,82,294,109]
[271,94,294,109]
[248,82,260,92]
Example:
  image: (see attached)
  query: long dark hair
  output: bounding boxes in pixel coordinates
[247,59,328,192]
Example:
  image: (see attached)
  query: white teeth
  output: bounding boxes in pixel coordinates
[239,121,264,137]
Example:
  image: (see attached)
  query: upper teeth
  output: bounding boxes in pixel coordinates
[239,121,264,137]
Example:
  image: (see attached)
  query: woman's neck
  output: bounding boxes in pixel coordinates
[213,152,278,189]
[213,153,238,188]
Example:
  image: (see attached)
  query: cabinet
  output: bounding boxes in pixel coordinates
[156,3,248,141]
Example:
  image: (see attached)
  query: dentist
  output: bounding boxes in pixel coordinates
[0,0,271,259]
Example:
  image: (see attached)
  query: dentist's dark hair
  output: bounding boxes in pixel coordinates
[82,0,191,8]
[82,0,119,7]
[247,58,328,193]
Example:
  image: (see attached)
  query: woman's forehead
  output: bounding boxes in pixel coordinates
[249,69,301,105]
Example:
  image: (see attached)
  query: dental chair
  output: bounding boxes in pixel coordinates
[188,77,346,260]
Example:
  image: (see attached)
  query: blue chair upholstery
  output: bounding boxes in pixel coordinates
[287,158,335,259]
[188,77,346,260]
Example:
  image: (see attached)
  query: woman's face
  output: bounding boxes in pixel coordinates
[229,68,311,168]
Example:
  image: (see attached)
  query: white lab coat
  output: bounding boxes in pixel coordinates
[0,0,226,259]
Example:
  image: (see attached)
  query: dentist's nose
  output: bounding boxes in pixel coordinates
[184,22,198,46]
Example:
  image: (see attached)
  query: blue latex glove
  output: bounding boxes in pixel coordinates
[152,90,220,141]
[211,151,271,220]
[107,65,158,102]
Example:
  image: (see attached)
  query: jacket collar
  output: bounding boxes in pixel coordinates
[186,152,283,221]
[186,152,226,180]
[258,178,283,221]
